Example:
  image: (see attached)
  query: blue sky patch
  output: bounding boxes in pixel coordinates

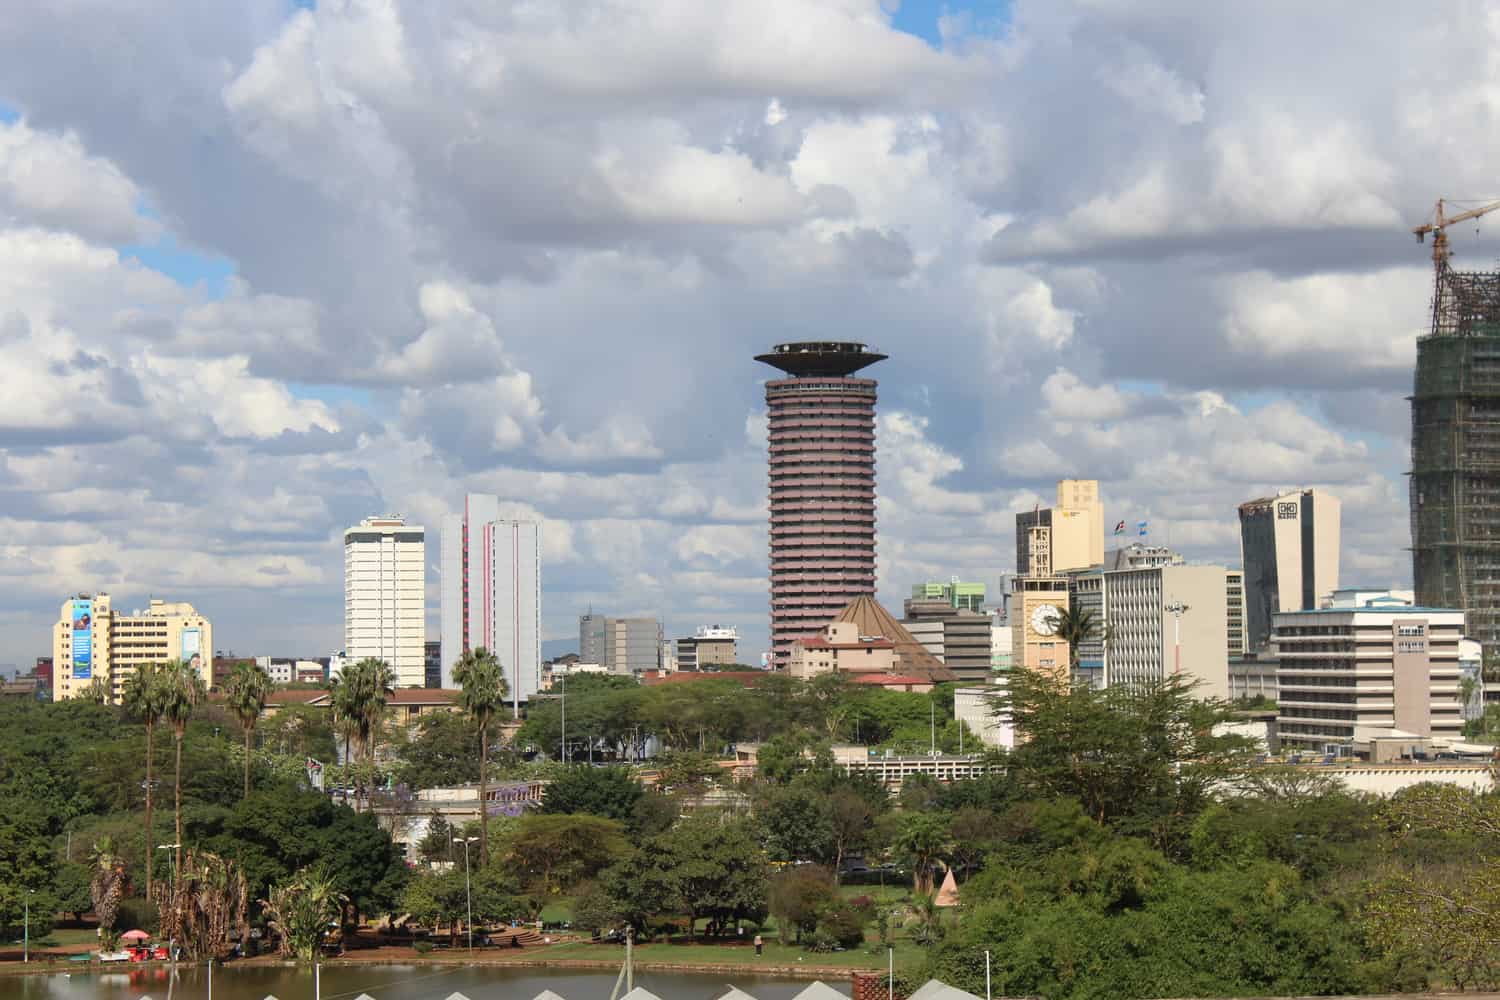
[0,101,19,124]
[121,234,236,298]
[888,0,1010,47]
[288,383,374,408]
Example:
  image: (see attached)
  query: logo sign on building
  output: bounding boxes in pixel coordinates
[1277,502,1299,520]
[181,628,202,672]
[71,599,93,680]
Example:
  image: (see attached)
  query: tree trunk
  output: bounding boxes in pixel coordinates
[174,725,184,889]
[343,732,353,810]
[243,723,253,799]
[478,718,489,864]
[144,720,154,898]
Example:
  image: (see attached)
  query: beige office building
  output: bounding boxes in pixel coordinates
[344,515,426,688]
[53,594,213,704]
[1274,592,1463,750]
[1016,479,1104,577]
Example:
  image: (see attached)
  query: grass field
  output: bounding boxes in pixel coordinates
[540,936,925,972]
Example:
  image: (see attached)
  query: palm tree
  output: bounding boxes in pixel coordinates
[160,659,207,889]
[89,836,128,950]
[335,659,395,809]
[121,662,166,898]
[224,661,273,799]
[328,672,359,801]
[1047,605,1104,676]
[452,647,508,863]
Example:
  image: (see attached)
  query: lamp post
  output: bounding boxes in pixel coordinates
[453,836,479,951]
[560,670,567,765]
[23,889,35,962]
[157,843,179,961]
[1164,601,1190,677]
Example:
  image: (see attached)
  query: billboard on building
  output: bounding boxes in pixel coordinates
[71,599,93,680]
[181,628,202,672]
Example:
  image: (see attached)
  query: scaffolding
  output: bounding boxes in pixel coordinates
[1410,264,1500,652]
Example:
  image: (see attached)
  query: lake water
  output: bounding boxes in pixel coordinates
[0,965,850,1000]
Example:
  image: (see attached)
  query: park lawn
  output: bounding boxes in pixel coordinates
[540,900,575,924]
[7,927,98,947]
[540,936,924,973]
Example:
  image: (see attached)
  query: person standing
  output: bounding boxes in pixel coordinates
[754,933,763,957]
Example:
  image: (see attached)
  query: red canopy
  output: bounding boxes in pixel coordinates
[120,929,151,942]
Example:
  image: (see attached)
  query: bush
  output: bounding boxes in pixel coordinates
[812,902,868,951]
[413,940,434,954]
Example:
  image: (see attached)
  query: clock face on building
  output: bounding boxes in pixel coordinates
[1030,603,1061,637]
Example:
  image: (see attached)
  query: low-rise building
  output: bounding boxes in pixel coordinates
[787,622,896,679]
[954,686,1014,750]
[1229,652,1279,703]
[675,626,739,671]
[1274,592,1464,751]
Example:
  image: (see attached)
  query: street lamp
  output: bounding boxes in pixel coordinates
[157,843,180,961]
[452,836,479,951]
[1164,601,1190,677]
[23,889,35,962]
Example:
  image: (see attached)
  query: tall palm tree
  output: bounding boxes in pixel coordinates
[160,659,207,889]
[335,659,395,809]
[328,672,358,800]
[121,663,167,897]
[224,661,273,799]
[452,647,507,863]
[1047,605,1104,677]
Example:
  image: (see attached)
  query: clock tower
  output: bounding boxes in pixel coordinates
[1012,576,1072,682]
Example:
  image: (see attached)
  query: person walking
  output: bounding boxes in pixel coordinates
[754,933,763,957]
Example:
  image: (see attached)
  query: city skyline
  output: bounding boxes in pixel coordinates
[0,3,1473,665]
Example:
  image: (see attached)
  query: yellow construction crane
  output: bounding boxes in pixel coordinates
[1413,197,1500,275]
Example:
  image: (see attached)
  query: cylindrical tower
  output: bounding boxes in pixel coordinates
[756,342,887,668]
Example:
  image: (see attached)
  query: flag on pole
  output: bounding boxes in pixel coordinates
[1113,520,1125,535]
[1137,520,1149,537]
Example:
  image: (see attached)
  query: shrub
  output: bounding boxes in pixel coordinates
[812,902,867,951]
[413,940,434,954]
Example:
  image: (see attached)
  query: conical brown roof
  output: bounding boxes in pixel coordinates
[933,867,961,907]
[833,595,957,683]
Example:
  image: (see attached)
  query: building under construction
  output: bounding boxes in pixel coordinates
[1410,255,1500,652]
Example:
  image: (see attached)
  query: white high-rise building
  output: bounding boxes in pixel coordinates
[343,516,426,688]
[441,495,541,707]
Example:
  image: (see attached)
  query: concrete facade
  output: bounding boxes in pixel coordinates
[344,515,426,688]
[1239,488,1341,652]
[54,594,213,704]
[441,496,541,704]
[1226,569,1248,658]
[603,617,663,675]
[901,600,992,683]
[1229,653,1279,703]
[1273,594,1465,750]
[1099,564,1229,697]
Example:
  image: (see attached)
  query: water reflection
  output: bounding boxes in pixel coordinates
[0,964,846,1000]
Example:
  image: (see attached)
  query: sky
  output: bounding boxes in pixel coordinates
[2,0,1498,666]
